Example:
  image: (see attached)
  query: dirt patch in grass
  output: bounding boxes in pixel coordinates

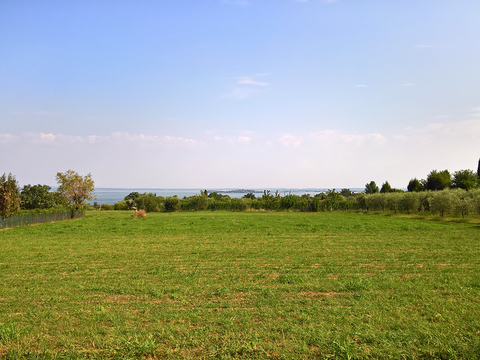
[104,294,136,304]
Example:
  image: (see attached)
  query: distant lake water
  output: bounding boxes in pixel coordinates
[91,188,364,205]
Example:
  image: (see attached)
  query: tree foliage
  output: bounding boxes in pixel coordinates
[425,170,451,191]
[407,178,423,192]
[452,169,478,191]
[364,181,379,194]
[20,184,56,210]
[55,170,95,211]
[0,173,21,217]
[380,181,392,193]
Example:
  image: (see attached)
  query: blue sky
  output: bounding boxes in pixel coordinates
[1,0,479,188]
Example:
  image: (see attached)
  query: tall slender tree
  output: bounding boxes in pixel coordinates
[0,173,21,217]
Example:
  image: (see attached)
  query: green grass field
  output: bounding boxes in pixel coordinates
[1,211,479,359]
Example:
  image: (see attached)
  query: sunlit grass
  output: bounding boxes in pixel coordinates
[1,211,479,358]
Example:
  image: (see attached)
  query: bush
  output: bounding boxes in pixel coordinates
[188,195,208,211]
[136,193,162,212]
[134,209,147,219]
[100,203,114,210]
[113,200,129,210]
[164,197,180,212]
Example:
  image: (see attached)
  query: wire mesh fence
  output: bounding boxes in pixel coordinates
[0,211,85,229]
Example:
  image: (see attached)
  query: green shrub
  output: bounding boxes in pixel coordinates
[114,200,129,210]
[100,203,114,210]
[164,197,180,212]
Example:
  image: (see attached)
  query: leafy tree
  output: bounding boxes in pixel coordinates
[428,190,455,217]
[425,170,451,191]
[20,184,56,210]
[452,169,478,191]
[340,188,354,197]
[188,195,208,211]
[242,192,256,200]
[100,203,114,210]
[123,192,141,210]
[280,194,298,210]
[380,181,392,193]
[407,178,423,192]
[113,200,129,210]
[366,193,388,212]
[164,196,180,212]
[451,189,474,218]
[208,192,225,201]
[0,173,21,217]
[385,192,402,213]
[400,192,419,214]
[136,193,163,212]
[364,181,379,194]
[55,170,95,211]
[124,192,141,201]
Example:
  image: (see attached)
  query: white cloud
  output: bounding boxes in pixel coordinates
[341,133,386,144]
[2,132,201,149]
[221,74,271,100]
[470,107,480,117]
[311,130,386,146]
[279,134,303,147]
[234,74,270,87]
[238,136,252,143]
[220,87,258,100]
[39,133,56,143]
[355,84,368,88]
[235,77,269,86]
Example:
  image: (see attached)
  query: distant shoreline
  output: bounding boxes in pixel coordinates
[90,187,367,205]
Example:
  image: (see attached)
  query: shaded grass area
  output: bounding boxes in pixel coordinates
[1,211,480,359]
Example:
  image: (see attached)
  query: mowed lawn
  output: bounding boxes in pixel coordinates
[0,211,479,359]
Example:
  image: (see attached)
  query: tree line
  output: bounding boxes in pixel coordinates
[0,170,94,217]
[97,187,480,218]
[364,166,479,195]
[2,161,479,218]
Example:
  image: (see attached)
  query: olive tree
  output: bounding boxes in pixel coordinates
[55,170,95,211]
[428,190,456,217]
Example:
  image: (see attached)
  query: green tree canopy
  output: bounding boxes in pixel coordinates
[340,188,354,197]
[380,181,392,193]
[0,173,21,217]
[407,178,424,192]
[425,170,451,191]
[452,169,478,191]
[20,184,56,210]
[56,170,95,211]
[365,181,379,194]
